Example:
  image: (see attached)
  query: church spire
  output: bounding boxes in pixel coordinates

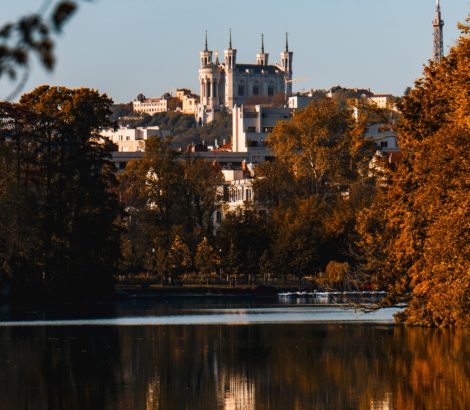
[229,28,232,49]
[285,32,289,52]
[256,33,269,66]
[433,0,444,62]
[204,30,208,51]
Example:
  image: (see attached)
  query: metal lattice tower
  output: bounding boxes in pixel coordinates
[433,0,444,62]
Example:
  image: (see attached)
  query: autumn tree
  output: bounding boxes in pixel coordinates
[358,18,470,327]
[118,136,223,277]
[253,98,376,281]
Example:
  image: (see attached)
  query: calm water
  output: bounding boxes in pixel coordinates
[0,298,468,409]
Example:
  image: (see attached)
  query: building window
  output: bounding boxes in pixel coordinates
[216,211,222,223]
[253,85,259,95]
[246,189,252,201]
[238,84,245,96]
[380,141,388,148]
[268,85,274,96]
[246,126,256,132]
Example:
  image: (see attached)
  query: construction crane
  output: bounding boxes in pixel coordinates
[284,76,308,105]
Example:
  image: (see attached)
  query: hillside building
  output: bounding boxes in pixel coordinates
[132,93,171,115]
[232,104,293,163]
[101,126,168,153]
[197,31,293,124]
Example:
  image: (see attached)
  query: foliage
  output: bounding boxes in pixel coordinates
[249,97,377,281]
[118,136,223,276]
[358,18,470,327]
[0,85,121,299]
[215,208,269,278]
[0,1,83,99]
[194,237,219,275]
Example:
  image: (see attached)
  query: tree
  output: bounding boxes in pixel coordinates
[358,18,470,327]
[194,237,219,276]
[267,98,374,198]
[0,85,121,299]
[253,97,377,280]
[118,136,223,277]
[216,208,269,281]
[167,235,192,278]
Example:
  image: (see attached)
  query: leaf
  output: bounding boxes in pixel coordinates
[52,1,77,32]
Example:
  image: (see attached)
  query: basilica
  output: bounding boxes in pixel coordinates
[196,31,293,124]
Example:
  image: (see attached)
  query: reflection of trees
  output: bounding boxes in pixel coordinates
[0,326,121,410]
[0,324,468,409]
[114,325,469,409]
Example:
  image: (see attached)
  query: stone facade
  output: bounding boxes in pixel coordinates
[197,32,293,125]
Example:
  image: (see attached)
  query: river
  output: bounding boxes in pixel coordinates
[0,297,468,409]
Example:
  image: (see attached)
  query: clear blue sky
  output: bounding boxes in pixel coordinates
[1,0,469,102]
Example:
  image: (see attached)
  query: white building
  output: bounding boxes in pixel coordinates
[133,94,170,115]
[182,93,199,114]
[365,123,399,153]
[288,95,317,110]
[197,32,293,124]
[232,104,293,163]
[213,168,256,228]
[368,94,395,110]
[101,126,168,152]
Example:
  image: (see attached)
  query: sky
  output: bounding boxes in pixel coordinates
[1,0,469,103]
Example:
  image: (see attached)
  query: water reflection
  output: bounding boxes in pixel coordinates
[0,317,468,409]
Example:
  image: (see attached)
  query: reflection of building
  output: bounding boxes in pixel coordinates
[197,32,293,124]
[232,104,293,163]
[101,126,168,152]
[216,372,256,410]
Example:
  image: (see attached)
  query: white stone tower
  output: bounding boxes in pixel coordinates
[224,29,237,108]
[280,33,293,94]
[256,34,269,66]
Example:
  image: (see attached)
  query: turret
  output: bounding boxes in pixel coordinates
[224,29,237,70]
[200,31,213,68]
[280,32,293,75]
[256,33,269,66]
